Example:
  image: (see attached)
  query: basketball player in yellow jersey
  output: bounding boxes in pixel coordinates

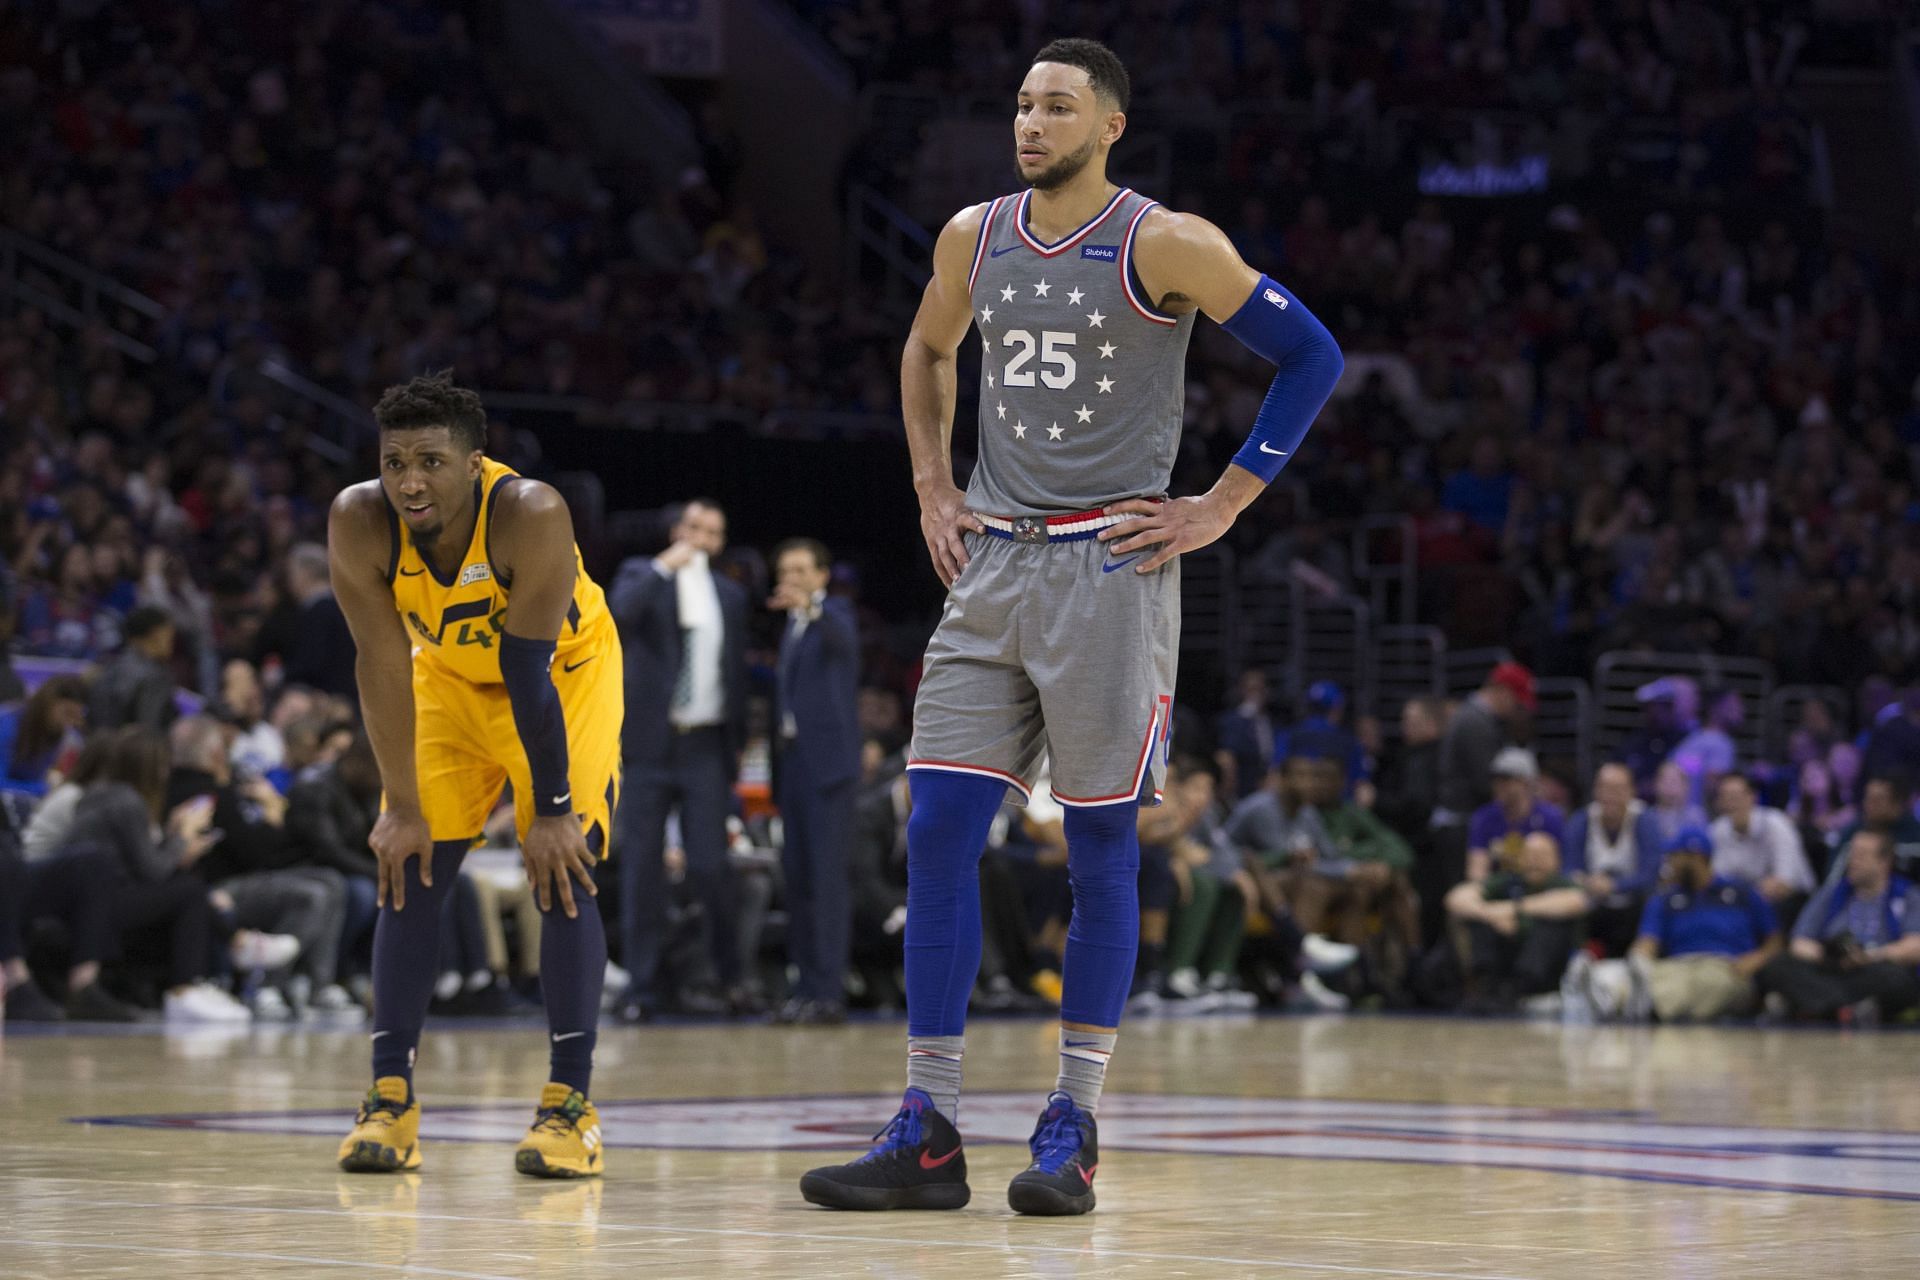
[328,371,622,1179]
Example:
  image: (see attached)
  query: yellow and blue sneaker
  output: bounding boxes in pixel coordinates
[514,1084,604,1179]
[337,1077,423,1173]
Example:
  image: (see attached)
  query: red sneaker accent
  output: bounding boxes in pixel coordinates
[1078,1163,1098,1187]
[919,1146,962,1170]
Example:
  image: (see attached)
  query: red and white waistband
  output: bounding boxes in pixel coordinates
[977,501,1159,544]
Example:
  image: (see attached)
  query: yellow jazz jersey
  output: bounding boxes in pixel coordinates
[387,457,623,849]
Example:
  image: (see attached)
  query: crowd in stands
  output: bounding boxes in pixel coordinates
[5,3,1920,1027]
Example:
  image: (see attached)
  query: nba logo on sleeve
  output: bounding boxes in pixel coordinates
[1263,288,1288,309]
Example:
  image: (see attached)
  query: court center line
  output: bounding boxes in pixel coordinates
[0,1236,522,1280]
[23,1196,1542,1279]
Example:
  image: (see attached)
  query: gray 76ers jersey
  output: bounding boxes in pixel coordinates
[964,187,1196,516]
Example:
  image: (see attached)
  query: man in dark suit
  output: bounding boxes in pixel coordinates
[608,499,750,1019]
[770,539,861,1024]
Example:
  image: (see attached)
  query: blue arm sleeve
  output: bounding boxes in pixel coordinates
[499,632,573,818]
[1221,275,1344,483]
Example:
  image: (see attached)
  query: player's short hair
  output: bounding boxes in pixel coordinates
[774,537,831,572]
[1031,38,1130,112]
[373,370,487,454]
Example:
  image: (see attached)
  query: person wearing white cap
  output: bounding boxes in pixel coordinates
[1466,747,1566,884]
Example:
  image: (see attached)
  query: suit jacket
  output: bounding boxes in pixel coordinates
[775,595,861,789]
[608,556,748,778]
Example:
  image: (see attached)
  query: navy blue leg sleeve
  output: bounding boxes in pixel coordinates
[370,841,470,1086]
[1060,803,1141,1030]
[903,772,1006,1038]
[540,883,606,1094]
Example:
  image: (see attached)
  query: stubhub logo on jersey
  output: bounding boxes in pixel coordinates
[1081,244,1118,261]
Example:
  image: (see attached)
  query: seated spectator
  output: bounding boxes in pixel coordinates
[1562,762,1666,955]
[1445,831,1589,1011]
[1710,772,1815,916]
[1466,747,1566,882]
[284,732,382,1010]
[57,726,282,1022]
[219,659,285,786]
[0,675,87,798]
[1670,686,1744,805]
[1375,695,1444,853]
[1274,681,1368,794]
[1756,831,1920,1024]
[1307,757,1421,1001]
[167,715,354,1020]
[1602,827,1779,1023]
[1617,678,1697,793]
[1819,776,1920,884]
[0,838,146,1022]
[1144,757,1258,1010]
[1647,759,1708,847]
[1791,755,1856,879]
[845,740,908,1010]
[87,605,178,732]
[1214,667,1275,802]
[1223,758,1360,1005]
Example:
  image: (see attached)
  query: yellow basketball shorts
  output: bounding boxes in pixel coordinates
[411,635,624,854]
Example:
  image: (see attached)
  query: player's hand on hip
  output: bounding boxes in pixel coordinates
[1098,495,1233,573]
[370,809,435,911]
[918,482,986,588]
[522,814,598,919]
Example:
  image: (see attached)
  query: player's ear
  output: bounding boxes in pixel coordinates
[467,449,484,479]
[1102,108,1126,148]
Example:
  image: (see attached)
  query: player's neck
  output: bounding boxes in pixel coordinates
[1025,174,1119,242]
[418,504,480,570]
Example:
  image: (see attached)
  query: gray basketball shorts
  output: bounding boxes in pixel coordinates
[908,530,1179,808]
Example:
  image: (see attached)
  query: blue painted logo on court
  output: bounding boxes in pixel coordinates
[75,1094,1920,1202]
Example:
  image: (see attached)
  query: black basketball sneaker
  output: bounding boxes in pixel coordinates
[1006,1091,1098,1216]
[799,1087,971,1210]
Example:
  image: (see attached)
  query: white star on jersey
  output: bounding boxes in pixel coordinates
[1085,309,1105,328]
[980,305,994,323]
[1033,279,1051,297]
[987,371,995,388]
[1013,420,1027,439]
[997,401,1006,420]
[1066,287,1084,305]
[1000,284,1016,302]
[1074,404,1093,423]
[1096,376,1114,393]
[1098,342,1116,358]
[1047,422,1064,441]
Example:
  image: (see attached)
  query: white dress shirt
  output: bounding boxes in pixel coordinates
[659,552,725,729]
[1710,806,1814,892]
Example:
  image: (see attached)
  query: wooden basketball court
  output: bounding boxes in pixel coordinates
[2,1013,1917,1277]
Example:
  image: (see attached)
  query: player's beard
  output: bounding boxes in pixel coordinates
[1025,132,1098,192]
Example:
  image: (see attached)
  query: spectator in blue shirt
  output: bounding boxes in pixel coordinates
[1273,681,1368,796]
[0,676,88,798]
[1466,747,1566,883]
[1625,826,1780,1022]
[1213,666,1274,802]
[1756,830,1920,1024]
[1562,762,1666,955]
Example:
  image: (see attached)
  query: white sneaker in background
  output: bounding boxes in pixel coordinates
[309,984,366,1022]
[1302,934,1359,974]
[1560,951,1598,1023]
[1166,968,1205,1000]
[1625,953,1655,1023]
[231,930,301,970]
[1522,992,1564,1019]
[251,987,295,1021]
[1299,972,1350,1011]
[165,983,252,1024]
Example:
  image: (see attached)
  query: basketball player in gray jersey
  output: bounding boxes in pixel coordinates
[802,38,1344,1217]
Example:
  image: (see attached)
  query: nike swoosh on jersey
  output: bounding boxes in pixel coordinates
[989,244,1021,258]
[562,656,596,673]
[919,1146,962,1169]
[1101,555,1143,574]
[398,567,425,576]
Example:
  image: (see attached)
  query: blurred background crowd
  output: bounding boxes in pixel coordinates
[3,0,1919,1026]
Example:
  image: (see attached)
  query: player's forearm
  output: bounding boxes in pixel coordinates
[901,336,959,496]
[1201,464,1267,520]
[356,654,422,813]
